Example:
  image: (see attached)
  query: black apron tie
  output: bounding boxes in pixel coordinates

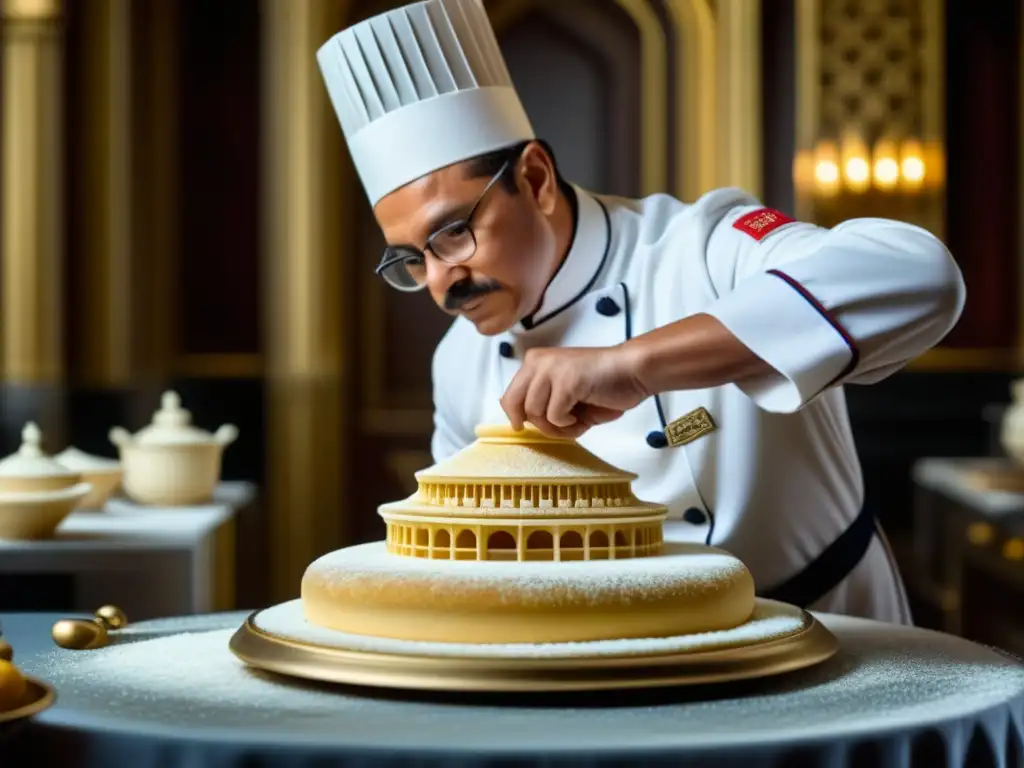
[758,505,876,609]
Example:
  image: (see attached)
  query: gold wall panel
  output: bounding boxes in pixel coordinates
[1,1,63,385]
[262,0,351,600]
[2,0,58,20]
[609,0,668,197]
[795,0,945,235]
[800,0,944,144]
[663,0,717,199]
[715,0,762,199]
[75,0,133,387]
[795,0,820,169]
[73,0,182,386]
[818,3,928,140]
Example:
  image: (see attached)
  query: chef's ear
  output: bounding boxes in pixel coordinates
[518,141,560,217]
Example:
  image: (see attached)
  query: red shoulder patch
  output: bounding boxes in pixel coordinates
[732,208,796,242]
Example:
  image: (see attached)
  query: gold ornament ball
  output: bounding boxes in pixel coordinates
[52,619,109,651]
[0,639,11,662]
[94,605,127,630]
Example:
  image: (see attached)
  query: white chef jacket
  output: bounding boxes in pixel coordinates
[430,185,966,624]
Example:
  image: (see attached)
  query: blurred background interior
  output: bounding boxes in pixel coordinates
[0,0,1020,651]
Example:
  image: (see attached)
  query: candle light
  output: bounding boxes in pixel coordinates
[812,140,840,197]
[900,139,926,191]
[872,139,900,191]
[792,135,939,209]
[840,133,870,193]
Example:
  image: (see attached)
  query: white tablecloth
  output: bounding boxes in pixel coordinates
[3,610,1023,767]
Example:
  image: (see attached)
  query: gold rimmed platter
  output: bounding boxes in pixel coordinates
[229,606,839,693]
[0,678,56,740]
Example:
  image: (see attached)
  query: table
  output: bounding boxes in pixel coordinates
[911,458,1024,649]
[914,458,1024,520]
[0,483,255,620]
[3,610,1024,767]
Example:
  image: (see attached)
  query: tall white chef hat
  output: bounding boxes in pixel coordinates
[317,0,535,206]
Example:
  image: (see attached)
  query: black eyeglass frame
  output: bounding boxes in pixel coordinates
[374,156,516,292]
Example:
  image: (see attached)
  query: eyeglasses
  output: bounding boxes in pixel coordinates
[375,157,514,292]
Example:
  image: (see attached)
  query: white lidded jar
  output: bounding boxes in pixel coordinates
[109,391,238,506]
[0,423,92,539]
[0,422,81,494]
[55,447,123,509]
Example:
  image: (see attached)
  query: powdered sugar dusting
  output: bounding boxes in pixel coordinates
[304,541,748,607]
[420,442,630,480]
[20,612,1024,751]
[34,629,342,725]
[257,598,807,658]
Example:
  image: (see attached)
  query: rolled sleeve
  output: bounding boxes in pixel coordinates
[706,269,857,413]
[697,200,964,413]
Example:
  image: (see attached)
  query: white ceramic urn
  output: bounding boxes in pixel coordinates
[54,447,123,509]
[109,391,238,506]
[0,423,91,539]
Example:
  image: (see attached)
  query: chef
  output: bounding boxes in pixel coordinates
[317,0,965,624]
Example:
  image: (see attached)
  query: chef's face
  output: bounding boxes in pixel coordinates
[374,141,563,336]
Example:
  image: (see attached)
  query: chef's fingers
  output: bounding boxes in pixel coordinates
[547,378,579,429]
[500,369,530,430]
[579,405,624,426]
[555,419,590,439]
[523,375,559,436]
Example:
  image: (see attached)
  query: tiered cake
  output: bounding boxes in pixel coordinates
[301,425,755,644]
[233,424,838,691]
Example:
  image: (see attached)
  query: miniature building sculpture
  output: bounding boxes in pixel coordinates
[379,425,666,561]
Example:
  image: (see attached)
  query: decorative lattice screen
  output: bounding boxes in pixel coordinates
[818,0,926,142]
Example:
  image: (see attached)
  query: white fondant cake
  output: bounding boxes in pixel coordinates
[302,542,755,644]
[301,425,759,645]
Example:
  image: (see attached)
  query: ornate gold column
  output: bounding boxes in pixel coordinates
[716,0,762,198]
[75,0,175,391]
[261,0,351,601]
[617,0,668,196]
[76,0,132,387]
[663,0,717,200]
[1,0,64,385]
[1,0,66,441]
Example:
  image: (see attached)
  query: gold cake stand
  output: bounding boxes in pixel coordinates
[229,605,839,693]
[0,678,56,740]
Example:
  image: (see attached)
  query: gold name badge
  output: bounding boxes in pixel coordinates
[665,407,717,447]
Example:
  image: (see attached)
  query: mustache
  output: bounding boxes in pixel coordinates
[443,279,501,311]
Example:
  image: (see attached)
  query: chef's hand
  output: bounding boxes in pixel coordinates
[500,345,649,438]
